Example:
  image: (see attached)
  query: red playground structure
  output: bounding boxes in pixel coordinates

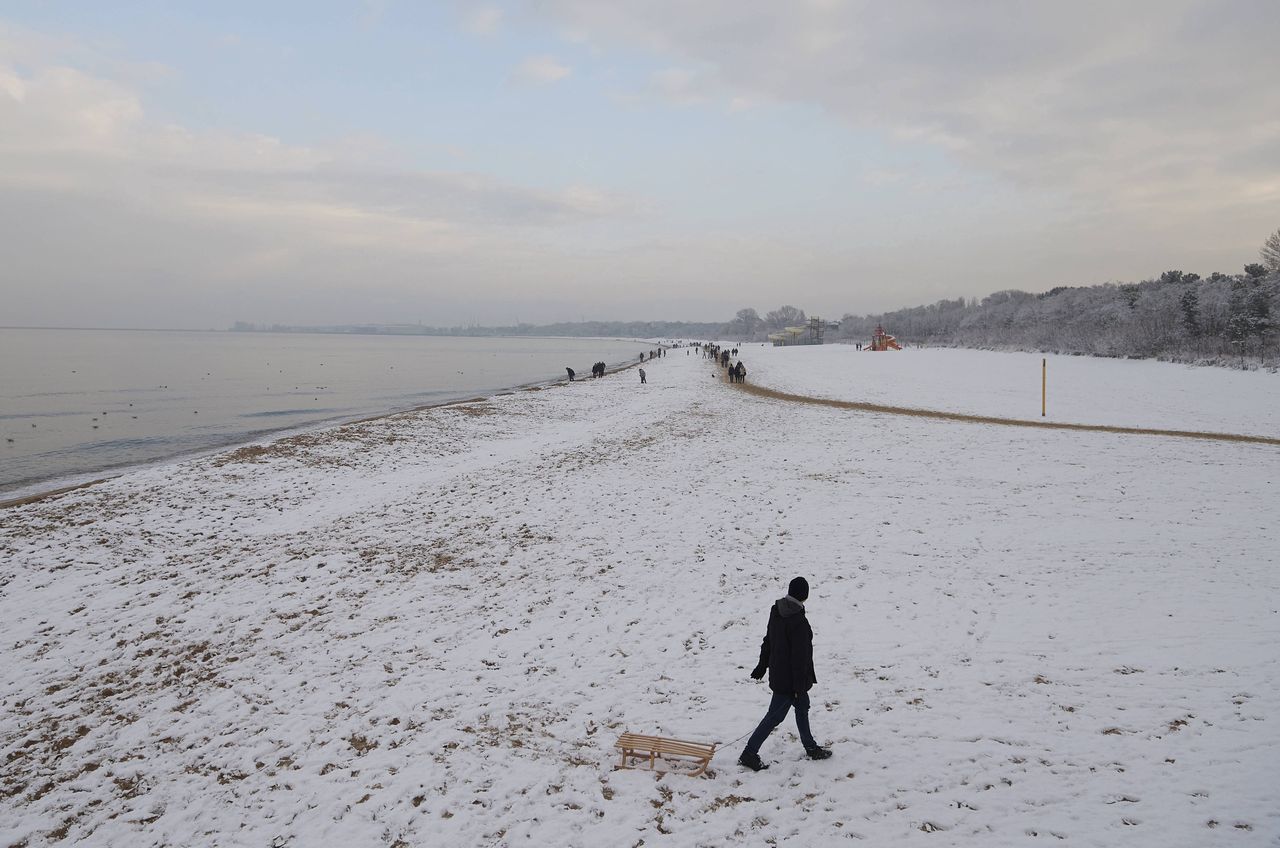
[866,324,902,351]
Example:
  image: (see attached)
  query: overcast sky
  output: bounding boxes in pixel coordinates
[2,1,1277,329]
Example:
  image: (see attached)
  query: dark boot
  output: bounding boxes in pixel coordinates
[805,746,832,760]
[738,752,769,771]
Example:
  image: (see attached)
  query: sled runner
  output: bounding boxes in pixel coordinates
[615,732,717,777]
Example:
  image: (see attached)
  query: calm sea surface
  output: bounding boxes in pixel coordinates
[0,329,648,497]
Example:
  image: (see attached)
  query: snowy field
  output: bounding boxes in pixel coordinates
[1,349,1277,847]
[744,344,1280,438]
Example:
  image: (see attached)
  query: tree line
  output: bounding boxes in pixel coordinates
[236,231,1280,368]
[831,265,1277,367]
[724,235,1280,368]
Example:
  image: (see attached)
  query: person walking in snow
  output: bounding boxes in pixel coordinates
[739,576,832,771]
[639,367,647,384]
[566,367,575,382]
[735,361,747,384]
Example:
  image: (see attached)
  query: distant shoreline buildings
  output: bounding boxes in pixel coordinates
[768,317,830,346]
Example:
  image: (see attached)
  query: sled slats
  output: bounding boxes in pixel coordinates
[616,732,716,777]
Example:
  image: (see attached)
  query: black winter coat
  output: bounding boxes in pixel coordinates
[753,596,816,694]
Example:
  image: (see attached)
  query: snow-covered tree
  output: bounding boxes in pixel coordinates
[827,268,1278,367]
[1180,286,1200,338]
[1261,228,1280,272]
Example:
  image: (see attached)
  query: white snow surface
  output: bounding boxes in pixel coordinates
[743,344,1280,438]
[1,350,1278,847]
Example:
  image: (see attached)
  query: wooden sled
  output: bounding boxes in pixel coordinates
[615,732,717,777]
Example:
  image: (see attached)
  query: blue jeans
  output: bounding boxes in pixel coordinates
[743,691,817,755]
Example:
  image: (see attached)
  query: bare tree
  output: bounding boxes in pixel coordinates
[732,308,762,338]
[1262,227,1280,272]
[765,305,806,330]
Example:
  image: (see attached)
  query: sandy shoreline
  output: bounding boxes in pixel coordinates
[2,350,1277,846]
[0,353,649,511]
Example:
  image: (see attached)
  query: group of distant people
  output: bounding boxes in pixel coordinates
[637,343,679,383]
[694,342,748,384]
[565,345,679,386]
[566,361,611,381]
[563,340,755,387]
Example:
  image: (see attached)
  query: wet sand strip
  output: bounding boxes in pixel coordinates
[0,478,110,510]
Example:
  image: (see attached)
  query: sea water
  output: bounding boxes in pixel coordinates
[0,328,649,497]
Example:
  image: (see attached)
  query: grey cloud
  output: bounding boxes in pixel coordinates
[535,1,1280,203]
[5,6,1276,330]
[161,165,623,228]
[0,53,624,231]
[0,54,636,328]
[510,55,572,85]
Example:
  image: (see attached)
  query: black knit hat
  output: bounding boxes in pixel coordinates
[788,576,809,602]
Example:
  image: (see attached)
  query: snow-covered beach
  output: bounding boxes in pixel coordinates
[2,347,1277,847]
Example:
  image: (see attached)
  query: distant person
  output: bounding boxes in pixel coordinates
[739,577,832,771]
[639,367,647,384]
[566,367,575,382]
[735,361,747,383]
[640,352,645,363]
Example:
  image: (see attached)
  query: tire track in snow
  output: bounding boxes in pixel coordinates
[733,381,1280,446]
